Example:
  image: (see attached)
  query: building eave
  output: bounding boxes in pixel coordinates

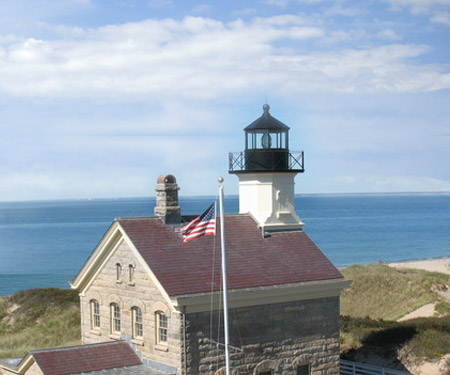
[171,278,351,313]
[69,221,122,292]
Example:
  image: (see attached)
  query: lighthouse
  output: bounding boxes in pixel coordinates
[229,104,305,232]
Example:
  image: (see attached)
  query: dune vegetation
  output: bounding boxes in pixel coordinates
[0,264,449,371]
[340,264,450,370]
[0,288,80,358]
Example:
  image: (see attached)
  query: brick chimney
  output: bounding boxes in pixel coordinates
[154,174,181,224]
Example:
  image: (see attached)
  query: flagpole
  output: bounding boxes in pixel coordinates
[218,177,231,375]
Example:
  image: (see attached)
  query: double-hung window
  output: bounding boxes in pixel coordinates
[90,300,100,329]
[132,307,143,339]
[110,303,121,334]
[156,312,168,344]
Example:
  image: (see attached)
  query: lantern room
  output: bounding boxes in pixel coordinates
[229,104,304,173]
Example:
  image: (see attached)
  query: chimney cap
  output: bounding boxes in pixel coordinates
[157,174,177,184]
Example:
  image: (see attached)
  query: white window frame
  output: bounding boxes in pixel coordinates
[132,306,143,339]
[110,303,121,334]
[90,299,100,329]
[156,311,168,345]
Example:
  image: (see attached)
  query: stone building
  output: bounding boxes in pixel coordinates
[0,105,349,375]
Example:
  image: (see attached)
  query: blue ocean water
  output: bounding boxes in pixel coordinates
[0,195,449,296]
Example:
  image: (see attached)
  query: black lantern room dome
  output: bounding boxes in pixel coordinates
[229,104,304,174]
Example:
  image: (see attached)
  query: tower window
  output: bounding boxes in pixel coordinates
[110,303,121,334]
[156,312,168,344]
[90,300,100,329]
[132,307,143,339]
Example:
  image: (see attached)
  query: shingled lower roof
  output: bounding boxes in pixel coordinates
[117,214,343,297]
[29,341,141,375]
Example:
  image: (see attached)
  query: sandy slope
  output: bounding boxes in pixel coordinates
[388,258,450,275]
[388,258,450,374]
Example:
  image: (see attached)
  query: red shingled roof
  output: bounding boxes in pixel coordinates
[117,215,343,296]
[30,341,141,375]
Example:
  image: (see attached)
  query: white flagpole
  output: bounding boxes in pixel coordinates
[218,177,231,375]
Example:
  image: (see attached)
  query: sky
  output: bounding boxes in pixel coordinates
[1,0,450,201]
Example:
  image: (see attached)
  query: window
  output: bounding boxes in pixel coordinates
[128,264,134,284]
[156,312,168,344]
[110,303,121,333]
[132,307,143,339]
[90,300,100,329]
[297,365,310,375]
[259,372,272,375]
[116,263,122,282]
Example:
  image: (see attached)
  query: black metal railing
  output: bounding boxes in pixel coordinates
[229,150,304,173]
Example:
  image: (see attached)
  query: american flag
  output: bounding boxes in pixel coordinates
[181,203,216,244]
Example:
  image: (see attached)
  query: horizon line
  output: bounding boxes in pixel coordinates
[2,190,450,204]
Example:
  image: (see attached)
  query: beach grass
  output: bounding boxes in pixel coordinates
[340,264,450,321]
[340,263,450,363]
[0,264,449,363]
[0,288,81,358]
[341,315,450,361]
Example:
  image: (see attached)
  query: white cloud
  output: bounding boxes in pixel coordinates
[191,4,212,14]
[147,0,172,9]
[331,175,450,193]
[386,0,450,16]
[0,15,448,104]
[376,29,402,40]
[232,8,258,17]
[431,10,450,24]
[263,0,289,7]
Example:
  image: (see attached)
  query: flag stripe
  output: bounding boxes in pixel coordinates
[181,203,216,244]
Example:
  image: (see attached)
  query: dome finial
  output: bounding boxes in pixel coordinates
[263,103,270,115]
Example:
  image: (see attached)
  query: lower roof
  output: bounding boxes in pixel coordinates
[2,342,177,375]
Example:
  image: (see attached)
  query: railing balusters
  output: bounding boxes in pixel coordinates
[228,151,304,172]
[340,360,412,375]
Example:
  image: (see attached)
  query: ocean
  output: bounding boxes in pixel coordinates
[0,194,449,297]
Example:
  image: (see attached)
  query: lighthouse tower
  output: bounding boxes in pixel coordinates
[229,104,305,232]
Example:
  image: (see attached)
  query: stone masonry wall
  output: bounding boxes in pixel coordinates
[184,296,340,375]
[79,239,182,370]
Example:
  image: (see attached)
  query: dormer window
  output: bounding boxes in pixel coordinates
[116,263,122,283]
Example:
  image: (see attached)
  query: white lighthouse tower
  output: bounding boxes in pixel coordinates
[229,104,305,232]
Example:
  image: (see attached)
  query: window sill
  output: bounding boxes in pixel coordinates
[109,333,121,340]
[90,329,101,336]
[131,338,144,346]
[128,282,135,286]
[116,280,123,284]
[155,344,168,352]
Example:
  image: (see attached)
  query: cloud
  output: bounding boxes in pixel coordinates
[191,4,212,15]
[376,29,402,40]
[0,15,448,104]
[431,10,450,24]
[147,0,173,9]
[263,0,289,7]
[385,0,450,17]
[329,175,450,193]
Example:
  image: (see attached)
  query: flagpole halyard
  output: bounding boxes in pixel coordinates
[218,177,231,375]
